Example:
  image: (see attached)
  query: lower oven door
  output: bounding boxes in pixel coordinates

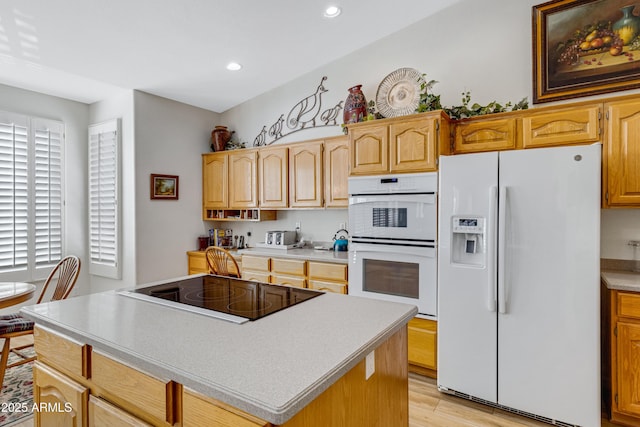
[348,241,437,318]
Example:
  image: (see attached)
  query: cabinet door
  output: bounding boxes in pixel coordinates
[323,137,349,207]
[389,117,438,172]
[617,321,640,417]
[229,150,258,208]
[259,146,288,208]
[271,274,306,288]
[202,153,228,210]
[33,362,88,427]
[308,280,347,294]
[349,124,388,175]
[407,318,437,371]
[521,104,600,148]
[453,117,517,153]
[187,251,209,275]
[289,141,323,208]
[606,99,640,206]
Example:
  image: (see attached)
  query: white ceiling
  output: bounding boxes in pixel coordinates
[0,0,461,113]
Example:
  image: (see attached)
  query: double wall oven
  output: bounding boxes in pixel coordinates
[348,172,437,319]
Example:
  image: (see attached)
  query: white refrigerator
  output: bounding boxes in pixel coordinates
[437,144,601,427]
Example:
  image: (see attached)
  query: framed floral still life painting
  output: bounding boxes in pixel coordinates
[533,0,640,103]
[150,174,179,200]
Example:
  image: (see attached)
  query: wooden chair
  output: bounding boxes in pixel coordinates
[0,255,81,387]
[204,246,240,278]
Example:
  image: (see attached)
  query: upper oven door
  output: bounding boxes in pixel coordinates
[348,193,437,241]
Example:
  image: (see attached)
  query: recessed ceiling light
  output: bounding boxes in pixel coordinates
[226,62,242,71]
[324,5,341,18]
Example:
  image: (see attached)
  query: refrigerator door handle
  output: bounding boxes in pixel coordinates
[498,186,507,314]
[487,186,497,312]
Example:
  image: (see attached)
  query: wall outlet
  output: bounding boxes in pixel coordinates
[295,221,301,230]
[339,222,346,230]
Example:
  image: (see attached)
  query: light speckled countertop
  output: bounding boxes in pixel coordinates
[238,247,349,264]
[20,277,415,424]
[601,270,640,292]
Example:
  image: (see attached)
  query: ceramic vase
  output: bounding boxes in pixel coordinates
[613,5,640,45]
[211,126,232,152]
[343,85,367,124]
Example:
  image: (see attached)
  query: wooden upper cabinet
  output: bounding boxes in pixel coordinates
[202,152,228,211]
[349,123,388,175]
[229,149,258,208]
[289,140,323,208]
[521,104,601,148]
[606,98,640,206]
[390,117,438,172]
[259,146,288,208]
[323,136,349,208]
[453,116,517,154]
[348,111,448,175]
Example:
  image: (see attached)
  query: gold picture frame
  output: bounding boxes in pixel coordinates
[150,174,179,200]
[533,0,640,103]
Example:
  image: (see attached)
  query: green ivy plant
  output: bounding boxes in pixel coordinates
[414,74,528,119]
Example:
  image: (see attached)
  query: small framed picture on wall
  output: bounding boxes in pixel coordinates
[150,174,179,200]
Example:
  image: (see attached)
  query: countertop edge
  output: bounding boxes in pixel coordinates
[601,270,640,292]
[20,303,416,425]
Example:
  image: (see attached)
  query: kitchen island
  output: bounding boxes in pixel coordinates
[21,274,416,426]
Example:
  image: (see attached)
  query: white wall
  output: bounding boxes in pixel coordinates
[134,91,219,284]
[0,83,89,312]
[219,0,640,261]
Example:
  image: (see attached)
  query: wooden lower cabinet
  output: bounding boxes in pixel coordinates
[407,317,437,378]
[33,362,88,427]
[241,254,348,293]
[187,250,241,276]
[33,323,408,427]
[604,288,640,426]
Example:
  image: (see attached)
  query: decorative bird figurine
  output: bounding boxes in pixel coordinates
[321,100,343,126]
[253,126,267,147]
[286,76,328,129]
[268,114,285,140]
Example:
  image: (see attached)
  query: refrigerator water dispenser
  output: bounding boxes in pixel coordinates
[451,216,485,267]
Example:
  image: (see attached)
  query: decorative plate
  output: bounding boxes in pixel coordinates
[375,68,425,118]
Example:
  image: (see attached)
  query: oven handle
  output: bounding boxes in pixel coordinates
[350,242,436,258]
[349,193,436,205]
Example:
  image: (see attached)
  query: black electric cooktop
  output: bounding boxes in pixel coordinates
[120,275,323,323]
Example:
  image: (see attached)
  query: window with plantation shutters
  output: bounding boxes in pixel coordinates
[89,119,121,279]
[0,111,64,281]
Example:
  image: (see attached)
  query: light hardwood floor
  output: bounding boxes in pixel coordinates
[3,335,620,427]
[409,372,618,427]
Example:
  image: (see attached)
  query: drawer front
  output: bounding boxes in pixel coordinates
[308,279,347,294]
[407,318,437,370]
[183,388,269,427]
[34,325,86,378]
[89,395,152,427]
[241,255,270,272]
[271,274,306,288]
[91,351,173,425]
[271,258,306,276]
[241,270,270,283]
[618,292,640,319]
[308,262,347,282]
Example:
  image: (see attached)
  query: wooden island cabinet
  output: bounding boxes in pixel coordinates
[603,285,640,426]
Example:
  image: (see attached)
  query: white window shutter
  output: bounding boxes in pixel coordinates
[88,119,121,279]
[0,112,29,275]
[33,118,64,272]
